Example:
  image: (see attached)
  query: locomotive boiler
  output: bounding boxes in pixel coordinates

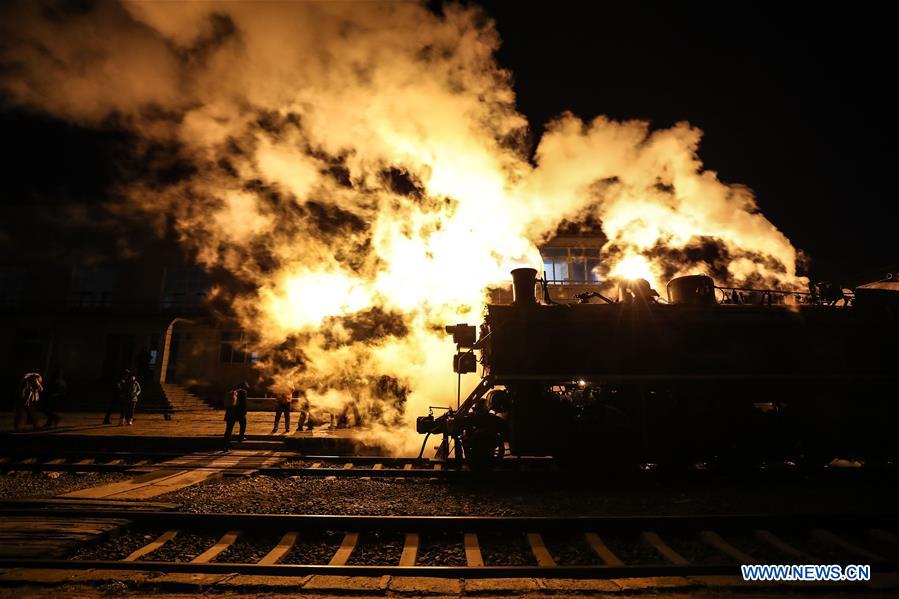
[418,268,899,468]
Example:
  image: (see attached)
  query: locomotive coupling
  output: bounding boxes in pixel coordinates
[416,410,458,435]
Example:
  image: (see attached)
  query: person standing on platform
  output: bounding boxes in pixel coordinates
[15,371,43,431]
[296,389,312,431]
[119,370,141,426]
[224,381,249,445]
[271,387,292,434]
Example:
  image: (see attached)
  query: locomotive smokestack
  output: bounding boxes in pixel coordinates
[511,268,538,306]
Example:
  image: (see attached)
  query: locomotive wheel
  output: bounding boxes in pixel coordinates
[464,429,505,471]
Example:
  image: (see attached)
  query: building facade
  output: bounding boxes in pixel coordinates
[1,232,607,410]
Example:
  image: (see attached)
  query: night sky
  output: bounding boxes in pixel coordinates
[484,2,897,283]
[1,2,896,284]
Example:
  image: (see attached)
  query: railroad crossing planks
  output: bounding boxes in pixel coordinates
[1,497,179,511]
[0,516,129,559]
[59,450,286,500]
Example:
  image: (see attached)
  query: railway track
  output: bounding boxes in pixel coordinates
[1,510,898,578]
[1,450,895,481]
[0,452,467,477]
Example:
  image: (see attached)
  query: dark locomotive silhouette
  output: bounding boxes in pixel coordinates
[418,268,899,468]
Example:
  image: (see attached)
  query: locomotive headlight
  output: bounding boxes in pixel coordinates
[453,352,477,374]
[445,323,477,348]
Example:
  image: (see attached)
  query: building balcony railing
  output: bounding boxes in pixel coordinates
[489,279,605,304]
[0,297,213,317]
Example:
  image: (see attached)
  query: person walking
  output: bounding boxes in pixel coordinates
[296,389,313,431]
[117,369,141,426]
[271,388,292,434]
[224,381,249,445]
[15,371,43,431]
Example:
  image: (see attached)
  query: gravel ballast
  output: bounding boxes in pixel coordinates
[346,531,404,565]
[140,531,219,562]
[279,531,344,564]
[479,531,535,566]
[72,530,162,561]
[606,534,668,565]
[213,533,276,563]
[0,471,130,500]
[156,473,899,517]
[543,532,602,566]
[416,532,467,566]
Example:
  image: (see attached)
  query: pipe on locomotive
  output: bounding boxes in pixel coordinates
[511,267,538,305]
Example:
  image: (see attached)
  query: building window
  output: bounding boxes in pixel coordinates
[163,268,210,308]
[219,331,258,364]
[542,248,569,282]
[69,267,117,308]
[540,247,601,283]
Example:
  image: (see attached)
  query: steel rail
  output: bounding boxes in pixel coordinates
[1,509,896,532]
[1,455,895,480]
[0,452,552,476]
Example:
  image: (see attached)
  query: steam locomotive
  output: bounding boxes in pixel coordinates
[418,268,899,468]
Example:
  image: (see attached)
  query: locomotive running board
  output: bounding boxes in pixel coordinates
[491,373,899,382]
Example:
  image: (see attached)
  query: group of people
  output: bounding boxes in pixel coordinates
[102,369,142,426]
[222,383,312,446]
[15,370,321,444]
[14,371,64,431]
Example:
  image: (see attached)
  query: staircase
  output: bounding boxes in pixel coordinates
[63,380,172,413]
[161,383,213,412]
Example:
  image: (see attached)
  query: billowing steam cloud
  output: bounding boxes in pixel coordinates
[1,1,806,451]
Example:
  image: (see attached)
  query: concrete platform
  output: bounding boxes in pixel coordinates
[2,568,896,597]
[0,411,385,454]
